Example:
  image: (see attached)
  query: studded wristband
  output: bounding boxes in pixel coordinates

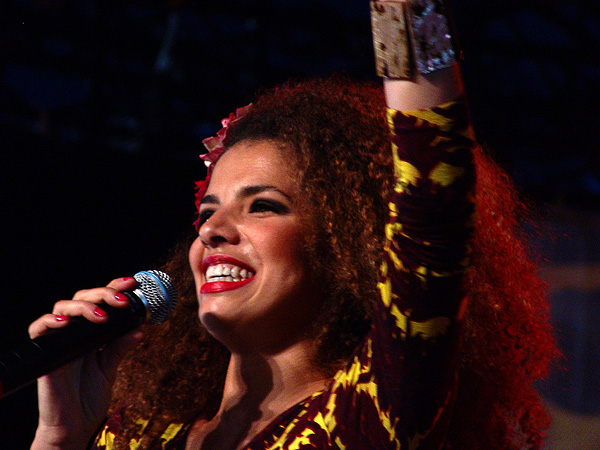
[370,0,461,79]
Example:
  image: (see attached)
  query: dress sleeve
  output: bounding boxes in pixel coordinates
[324,97,476,449]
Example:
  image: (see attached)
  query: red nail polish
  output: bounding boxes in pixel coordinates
[122,277,135,281]
[115,293,128,302]
[94,307,107,318]
[55,315,68,322]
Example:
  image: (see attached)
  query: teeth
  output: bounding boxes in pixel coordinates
[205,263,254,283]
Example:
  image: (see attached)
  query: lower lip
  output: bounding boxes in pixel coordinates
[200,277,254,294]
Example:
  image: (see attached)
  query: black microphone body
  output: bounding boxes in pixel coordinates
[0,270,176,398]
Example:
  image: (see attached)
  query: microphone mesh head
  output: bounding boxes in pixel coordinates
[133,270,178,324]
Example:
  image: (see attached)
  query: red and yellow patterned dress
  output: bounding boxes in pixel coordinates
[92,97,476,450]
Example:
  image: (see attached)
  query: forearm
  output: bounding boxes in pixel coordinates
[31,426,90,450]
[384,64,464,111]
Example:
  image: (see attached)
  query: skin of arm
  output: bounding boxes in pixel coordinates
[384,64,464,111]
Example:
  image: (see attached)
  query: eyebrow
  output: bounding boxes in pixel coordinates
[199,184,292,206]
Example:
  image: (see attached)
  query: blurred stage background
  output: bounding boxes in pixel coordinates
[1,1,599,448]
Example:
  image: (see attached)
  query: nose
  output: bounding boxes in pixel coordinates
[198,207,240,248]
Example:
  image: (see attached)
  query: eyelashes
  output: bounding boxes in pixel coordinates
[198,209,214,226]
[198,198,290,228]
[249,199,290,214]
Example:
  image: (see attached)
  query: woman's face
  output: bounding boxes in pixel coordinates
[189,140,322,353]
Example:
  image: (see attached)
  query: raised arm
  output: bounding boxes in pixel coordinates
[321,2,476,448]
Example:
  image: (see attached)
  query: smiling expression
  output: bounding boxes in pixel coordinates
[189,140,322,353]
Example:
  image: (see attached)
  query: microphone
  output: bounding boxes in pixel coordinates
[0,270,177,398]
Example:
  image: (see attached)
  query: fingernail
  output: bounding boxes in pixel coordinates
[115,292,128,302]
[122,277,135,282]
[55,315,68,322]
[94,307,107,318]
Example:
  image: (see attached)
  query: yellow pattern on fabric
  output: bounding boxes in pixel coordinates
[267,392,325,450]
[331,339,372,389]
[95,418,185,450]
[286,427,316,449]
[384,234,409,274]
[362,385,400,448]
[325,340,374,423]
[161,423,185,449]
[379,268,451,340]
[326,339,401,449]
[394,101,475,141]
[388,109,414,195]
[397,160,421,188]
[381,102,468,346]
[403,103,455,131]
[312,412,332,440]
[385,222,404,241]
[127,418,150,450]
[429,162,465,187]
[96,428,115,449]
[378,276,394,308]
[334,436,347,449]
[386,107,397,131]
[395,308,451,340]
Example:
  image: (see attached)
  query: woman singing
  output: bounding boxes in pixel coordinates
[28,1,557,449]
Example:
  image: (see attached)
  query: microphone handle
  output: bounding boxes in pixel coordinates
[0,292,147,398]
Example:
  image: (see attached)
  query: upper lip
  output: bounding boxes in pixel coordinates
[201,254,255,276]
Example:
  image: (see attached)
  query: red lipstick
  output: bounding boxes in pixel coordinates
[201,277,254,294]
[200,254,255,294]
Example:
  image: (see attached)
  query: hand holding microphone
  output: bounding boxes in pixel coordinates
[7,271,177,450]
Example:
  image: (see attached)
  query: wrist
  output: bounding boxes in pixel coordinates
[383,64,464,110]
[370,0,461,80]
[31,424,90,450]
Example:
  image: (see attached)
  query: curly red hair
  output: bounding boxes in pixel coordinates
[109,77,558,450]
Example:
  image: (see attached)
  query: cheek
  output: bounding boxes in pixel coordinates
[188,238,205,277]
[266,226,311,274]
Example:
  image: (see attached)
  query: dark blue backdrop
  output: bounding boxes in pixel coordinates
[1,1,598,448]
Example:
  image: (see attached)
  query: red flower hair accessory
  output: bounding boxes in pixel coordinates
[193,104,252,230]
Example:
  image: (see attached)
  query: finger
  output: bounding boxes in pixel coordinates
[106,276,137,292]
[73,287,128,309]
[105,276,139,307]
[28,313,70,339]
[72,277,138,309]
[72,287,118,304]
[52,299,110,324]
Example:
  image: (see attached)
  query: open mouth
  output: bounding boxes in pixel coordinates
[201,256,256,294]
[205,263,254,283]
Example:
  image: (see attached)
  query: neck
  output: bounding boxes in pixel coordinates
[200,339,330,449]
[220,339,329,417]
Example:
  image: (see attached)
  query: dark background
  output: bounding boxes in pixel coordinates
[1,1,599,448]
